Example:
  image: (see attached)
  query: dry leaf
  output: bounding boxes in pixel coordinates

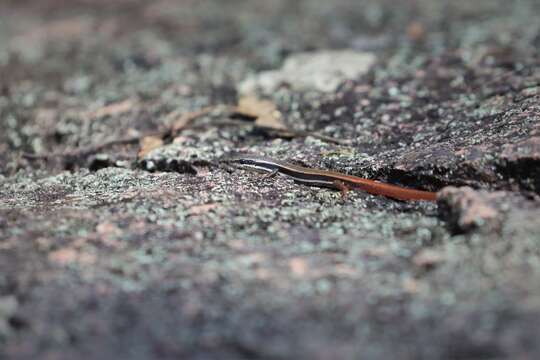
[87,98,135,119]
[407,21,426,41]
[49,248,78,265]
[333,264,357,277]
[188,203,218,216]
[402,277,420,294]
[48,247,96,266]
[96,222,124,248]
[169,106,214,133]
[237,95,287,130]
[96,222,121,236]
[227,239,247,250]
[172,136,190,144]
[192,165,210,177]
[289,257,308,277]
[138,135,164,159]
[413,249,444,268]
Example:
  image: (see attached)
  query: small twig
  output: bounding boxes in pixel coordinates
[22,106,231,161]
[169,105,235,135]
[22,104,350,162]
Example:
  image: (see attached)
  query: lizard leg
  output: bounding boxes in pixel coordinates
[261,168,279,180]
[333,180,350,199]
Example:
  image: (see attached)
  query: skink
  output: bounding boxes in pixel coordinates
[227,155,437,201]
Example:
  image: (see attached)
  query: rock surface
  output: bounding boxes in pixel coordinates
[1,0,540,359]
[239,50,377,93]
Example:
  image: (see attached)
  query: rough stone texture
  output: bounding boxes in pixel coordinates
[239,50,377,93]
[1,0,540,359]
[437,186,540,235]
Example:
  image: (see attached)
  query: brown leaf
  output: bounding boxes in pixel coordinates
[138,135,164,159]
[96,222,121,236]
[86,98,136,119]
[96,222,124,248]
[188,203,218,216]
[169,106,215,133]
[413,249,444,269]
[237,95,287,130]
[48,247,96,266]
[192,165,210,177]
[402,277,421,294]
[407,21,426,41]
[49,248,78,265]
[289,257,308,277]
